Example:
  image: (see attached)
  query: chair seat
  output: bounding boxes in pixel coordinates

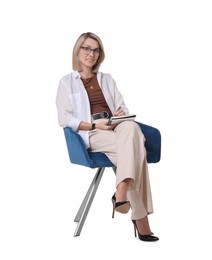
[87,152,114,168]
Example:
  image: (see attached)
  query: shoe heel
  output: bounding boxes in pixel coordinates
[132,220,137,237]
[112,198,115,218]
[112,195,116,218]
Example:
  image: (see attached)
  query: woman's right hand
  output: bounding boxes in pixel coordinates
[96,119,117,130]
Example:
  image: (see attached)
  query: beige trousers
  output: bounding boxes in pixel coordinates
[89,121,153,220]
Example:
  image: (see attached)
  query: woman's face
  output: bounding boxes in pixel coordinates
[78,37,100,70]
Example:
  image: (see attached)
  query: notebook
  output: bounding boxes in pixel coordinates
[107,114,136,125]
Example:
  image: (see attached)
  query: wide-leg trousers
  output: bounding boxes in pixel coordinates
[89,121,153,220]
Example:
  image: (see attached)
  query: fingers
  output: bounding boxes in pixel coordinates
[95,119,119,130]
[114,110,125,116]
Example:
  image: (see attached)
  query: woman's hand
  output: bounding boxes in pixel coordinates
[96,119,117,130]
[78,119,117,131]
[114,107,126,116]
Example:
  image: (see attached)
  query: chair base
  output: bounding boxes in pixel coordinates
[73,167,105,236]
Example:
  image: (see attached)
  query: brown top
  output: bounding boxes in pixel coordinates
[81,74,112,115]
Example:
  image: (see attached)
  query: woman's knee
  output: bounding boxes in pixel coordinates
[116,121,145,140]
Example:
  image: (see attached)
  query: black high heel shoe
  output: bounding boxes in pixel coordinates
[132,220,159,242]
[111,193,130,218]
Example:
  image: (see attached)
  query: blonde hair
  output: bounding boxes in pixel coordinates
[72,32,105,72]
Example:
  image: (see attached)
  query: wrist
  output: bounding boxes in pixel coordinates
[91,123,96,130]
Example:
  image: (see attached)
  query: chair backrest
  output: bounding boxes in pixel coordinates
[63,121,161,169]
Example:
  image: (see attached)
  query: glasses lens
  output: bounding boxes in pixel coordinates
[82,47,90,55]
[81,47,100,55]
[93,48,100,55]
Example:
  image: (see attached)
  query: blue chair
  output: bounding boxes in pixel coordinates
[63,122,161,236]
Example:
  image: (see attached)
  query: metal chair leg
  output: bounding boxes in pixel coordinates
[112,166,117,174]
[73,167,105,236]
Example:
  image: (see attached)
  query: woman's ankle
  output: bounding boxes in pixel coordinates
[135,216,152,235]
[116,178,131,201]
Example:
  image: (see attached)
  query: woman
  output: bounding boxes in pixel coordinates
[56,32,159,242]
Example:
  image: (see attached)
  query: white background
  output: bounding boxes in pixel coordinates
[0,0,212,259]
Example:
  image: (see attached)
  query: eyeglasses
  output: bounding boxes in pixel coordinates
[81,46,100,56]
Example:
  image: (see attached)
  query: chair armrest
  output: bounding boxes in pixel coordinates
[136,122,161,163]
[63,127,92,167]
[63,127,114,168]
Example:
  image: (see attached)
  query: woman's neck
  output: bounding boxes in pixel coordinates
[80,69,94,79]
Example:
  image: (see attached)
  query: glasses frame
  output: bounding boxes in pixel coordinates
[80,46,100,56]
